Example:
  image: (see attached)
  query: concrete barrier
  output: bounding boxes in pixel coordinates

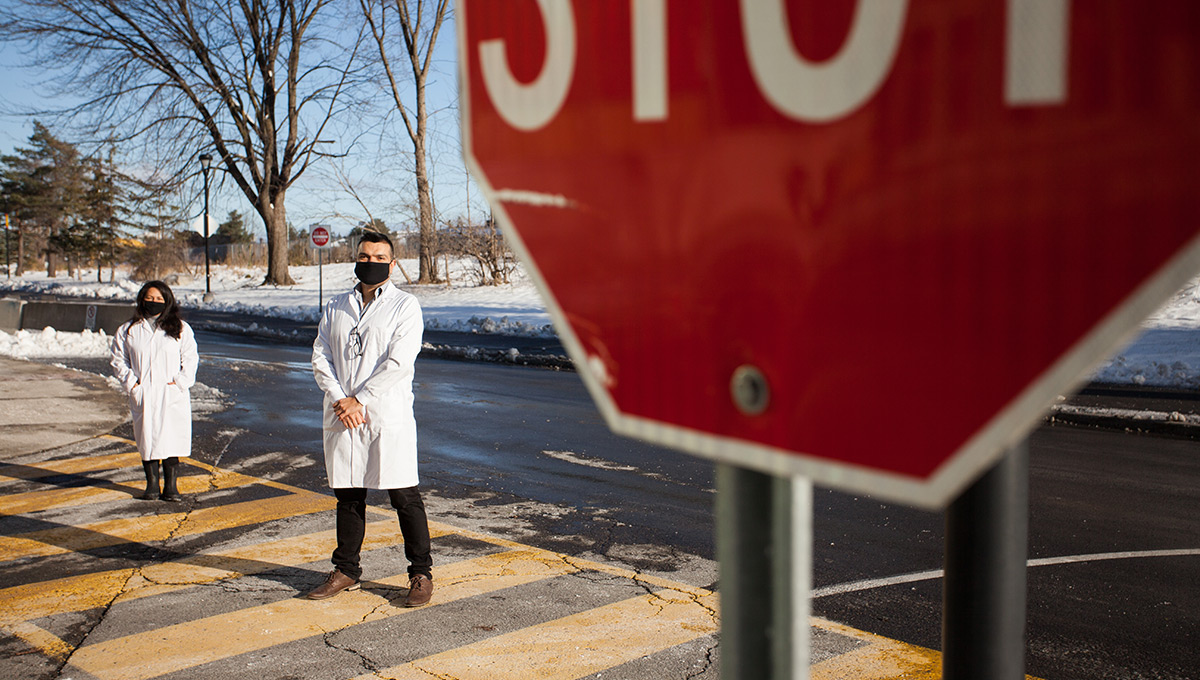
[19,301,134,335]
[0,299,24,332]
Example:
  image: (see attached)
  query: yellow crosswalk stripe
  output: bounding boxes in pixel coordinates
[0,492,335,562]
[0,450,140,482]
[0,468,260,515]
[0,519,430,626]
[3,438,977,680]
[808,618,1045,680]
[66,549,581,680]
[352,588,719,680]
[0,621,74,663]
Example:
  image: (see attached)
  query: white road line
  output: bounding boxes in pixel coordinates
[813,548,1200,598]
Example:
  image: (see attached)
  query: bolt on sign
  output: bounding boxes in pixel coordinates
[458,0,1200,507]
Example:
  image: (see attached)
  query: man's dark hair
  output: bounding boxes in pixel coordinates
[358,230,394,258]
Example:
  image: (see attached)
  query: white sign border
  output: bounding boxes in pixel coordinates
[457,3,1200,509]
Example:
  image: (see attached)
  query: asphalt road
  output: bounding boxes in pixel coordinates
[177,330,1200,680]
[30,328,1198,678]
[187,331,717,579]
[809,425,1199,680]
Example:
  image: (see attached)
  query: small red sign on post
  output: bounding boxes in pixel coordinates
[310,225,331,249]
[459,1,1200,507]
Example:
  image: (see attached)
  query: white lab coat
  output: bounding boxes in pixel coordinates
[109,319,199,461]
[312,282,424,489]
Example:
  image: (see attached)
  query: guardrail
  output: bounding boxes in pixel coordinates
[0,298,133,334]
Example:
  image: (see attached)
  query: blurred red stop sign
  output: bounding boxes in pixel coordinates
[310,226,331,248]
[459,0,1200,507]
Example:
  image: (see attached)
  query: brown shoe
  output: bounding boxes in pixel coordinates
[404,574,433,607]
[305,570,360,600]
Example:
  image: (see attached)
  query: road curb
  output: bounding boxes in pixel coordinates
[189,319,575,370]
[1047,404,1200,439]
[420,342,574,370]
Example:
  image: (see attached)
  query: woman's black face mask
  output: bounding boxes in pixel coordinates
[143,301,167,316]
[355,261,391,286]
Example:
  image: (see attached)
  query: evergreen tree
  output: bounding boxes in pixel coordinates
[215,211,253,245]
[349,218,390,242]
[0,122,88,276]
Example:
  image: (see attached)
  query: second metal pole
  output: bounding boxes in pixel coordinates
[943,442,1029,680]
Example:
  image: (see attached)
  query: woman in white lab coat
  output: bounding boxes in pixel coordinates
[110,281,199,501]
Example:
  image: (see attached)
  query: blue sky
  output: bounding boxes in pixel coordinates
[0,13,483,240]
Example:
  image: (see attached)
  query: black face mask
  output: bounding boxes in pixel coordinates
[143,301,167,316]
[355,261,392,286]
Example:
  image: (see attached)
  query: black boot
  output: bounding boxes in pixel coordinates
[161,457,182,502]
[140,461,161,500]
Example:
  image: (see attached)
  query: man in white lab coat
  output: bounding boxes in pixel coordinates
[308,230,433,606]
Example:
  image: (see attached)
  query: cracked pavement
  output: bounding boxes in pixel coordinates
[1,433,723,680]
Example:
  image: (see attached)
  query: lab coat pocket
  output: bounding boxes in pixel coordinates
[130,384,145,410]
[168,382,190,406]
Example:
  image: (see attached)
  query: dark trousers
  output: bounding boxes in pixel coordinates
[332,487,432,581]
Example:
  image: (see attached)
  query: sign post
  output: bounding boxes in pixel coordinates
[944,444,1029,680]
[190,214,218,296]
[717,465,810,678]
[459,2,1200,677]
[309,225,333,310]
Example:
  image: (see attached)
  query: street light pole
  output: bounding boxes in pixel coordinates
[3,213,10,279]
[199,153,214,302]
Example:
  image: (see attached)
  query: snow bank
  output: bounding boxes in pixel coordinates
[1,258,553,336]
[0,327,112,359]
[7,263,1200,388]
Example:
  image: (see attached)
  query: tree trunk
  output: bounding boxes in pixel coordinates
[46,224,58,277]
[261,192,295,286]
[415,140,438,284]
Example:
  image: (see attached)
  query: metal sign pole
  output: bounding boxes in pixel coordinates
[318,247,323,310]
[4,213,10,279]
[943,442,1029,680]
[717,463,812,679]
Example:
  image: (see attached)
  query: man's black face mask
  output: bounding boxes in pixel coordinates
[355,260,391,286]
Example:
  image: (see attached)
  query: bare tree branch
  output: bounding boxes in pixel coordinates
[0,0,372,285]
[359,0,449,284]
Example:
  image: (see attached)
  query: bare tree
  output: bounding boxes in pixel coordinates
[0,0,366,285]
[360,0,449,284]
[325,156,414,282]
[444,214,512,286]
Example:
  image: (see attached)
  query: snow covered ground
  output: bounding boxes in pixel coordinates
[0,257,555,336]
[3,258,1200,390]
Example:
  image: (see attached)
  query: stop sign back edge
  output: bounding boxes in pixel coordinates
[468,130,1200,510]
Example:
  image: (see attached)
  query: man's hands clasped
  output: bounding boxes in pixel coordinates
[333,396,366,429]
